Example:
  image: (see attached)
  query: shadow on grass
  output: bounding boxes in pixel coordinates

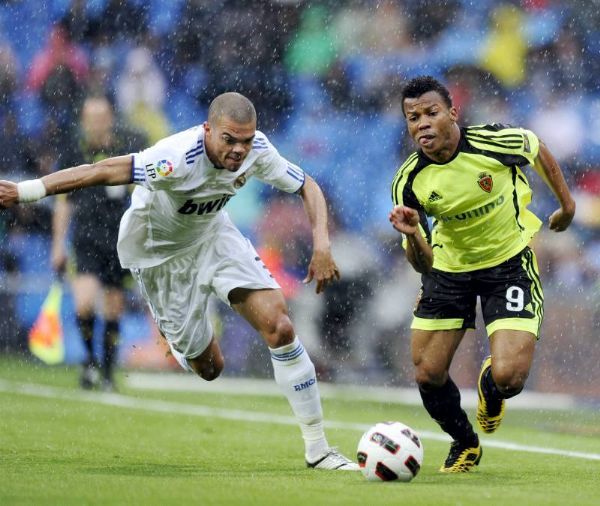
[81,463,300,478]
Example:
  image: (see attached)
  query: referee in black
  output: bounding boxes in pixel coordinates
[51,95,145,390]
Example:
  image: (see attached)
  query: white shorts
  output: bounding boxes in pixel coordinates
[131,217,280,359]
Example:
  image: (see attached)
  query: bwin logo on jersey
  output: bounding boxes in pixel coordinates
[293,377,316,392]
[177,195,232,215]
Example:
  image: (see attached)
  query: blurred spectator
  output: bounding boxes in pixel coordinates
[116,46,169,144]
[328,1,411,113]
[0,112,37,180]
[533,229,590,290]
[116,46,166,115]
[198,0,295,131]
[361,0,410,55]
[406,0,460,43]
[26,22,89,93]
[330,0,370,58]
[479,4,527,88]
[0,41,19,110]
[550,28,587,92]
[255,193,313,280]
[1,110,52,240]
[445,65,510,125]
[60,0,91,44]
[317,226,378,381]
[86,45,118,99]
[285,5,336,78]
[41,65,85,124]
[529,89,584,163]
[366,245,421,384]
[527,26,589,99]
[171,0,214,70]
[87,0,149,43]
[26,21,89,128]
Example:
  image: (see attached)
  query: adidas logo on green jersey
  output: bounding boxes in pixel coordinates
[428,191,443,202]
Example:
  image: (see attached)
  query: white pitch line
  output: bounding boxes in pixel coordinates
[124,372,579,411]
[1,379,599,462]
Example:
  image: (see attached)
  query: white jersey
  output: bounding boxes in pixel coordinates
[117,125,306,268]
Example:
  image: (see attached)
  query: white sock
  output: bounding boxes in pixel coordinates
[270,337,329,462]
[169,344,194,373]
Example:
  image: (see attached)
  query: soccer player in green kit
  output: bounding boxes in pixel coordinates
[389,76,576,473]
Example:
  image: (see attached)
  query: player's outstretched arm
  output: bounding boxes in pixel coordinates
[0,155,134,209]
[298,175,340,294]
[389,205,433,274]
[532,142,576,232]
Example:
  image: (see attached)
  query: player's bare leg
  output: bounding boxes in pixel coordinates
[229,287,294,348]
[230,287,358,470]
[477,330,535,433]
[187,338,225,381]
[412,328,465,388]
[489,329,535,394]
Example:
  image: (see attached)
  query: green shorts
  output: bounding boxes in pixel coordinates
[411,247,544,337]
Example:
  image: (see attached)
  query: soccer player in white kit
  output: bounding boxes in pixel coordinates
[0,92,358,471]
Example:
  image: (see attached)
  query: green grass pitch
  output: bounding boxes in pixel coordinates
[1,357,599,505]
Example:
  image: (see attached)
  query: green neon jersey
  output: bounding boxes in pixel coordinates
[391,124,542,272]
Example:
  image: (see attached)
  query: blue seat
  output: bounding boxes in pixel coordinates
[12,232,52,327]
[147,0,185,36]
[165,89,204,132]
[14,92,45,136]
[0,1,49,64]
[9,232,51,274]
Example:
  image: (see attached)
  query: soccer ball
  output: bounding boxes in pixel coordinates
[357,421,424,482]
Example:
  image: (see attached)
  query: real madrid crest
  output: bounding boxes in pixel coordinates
[477,172,493,193]
[233,174,247,189]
